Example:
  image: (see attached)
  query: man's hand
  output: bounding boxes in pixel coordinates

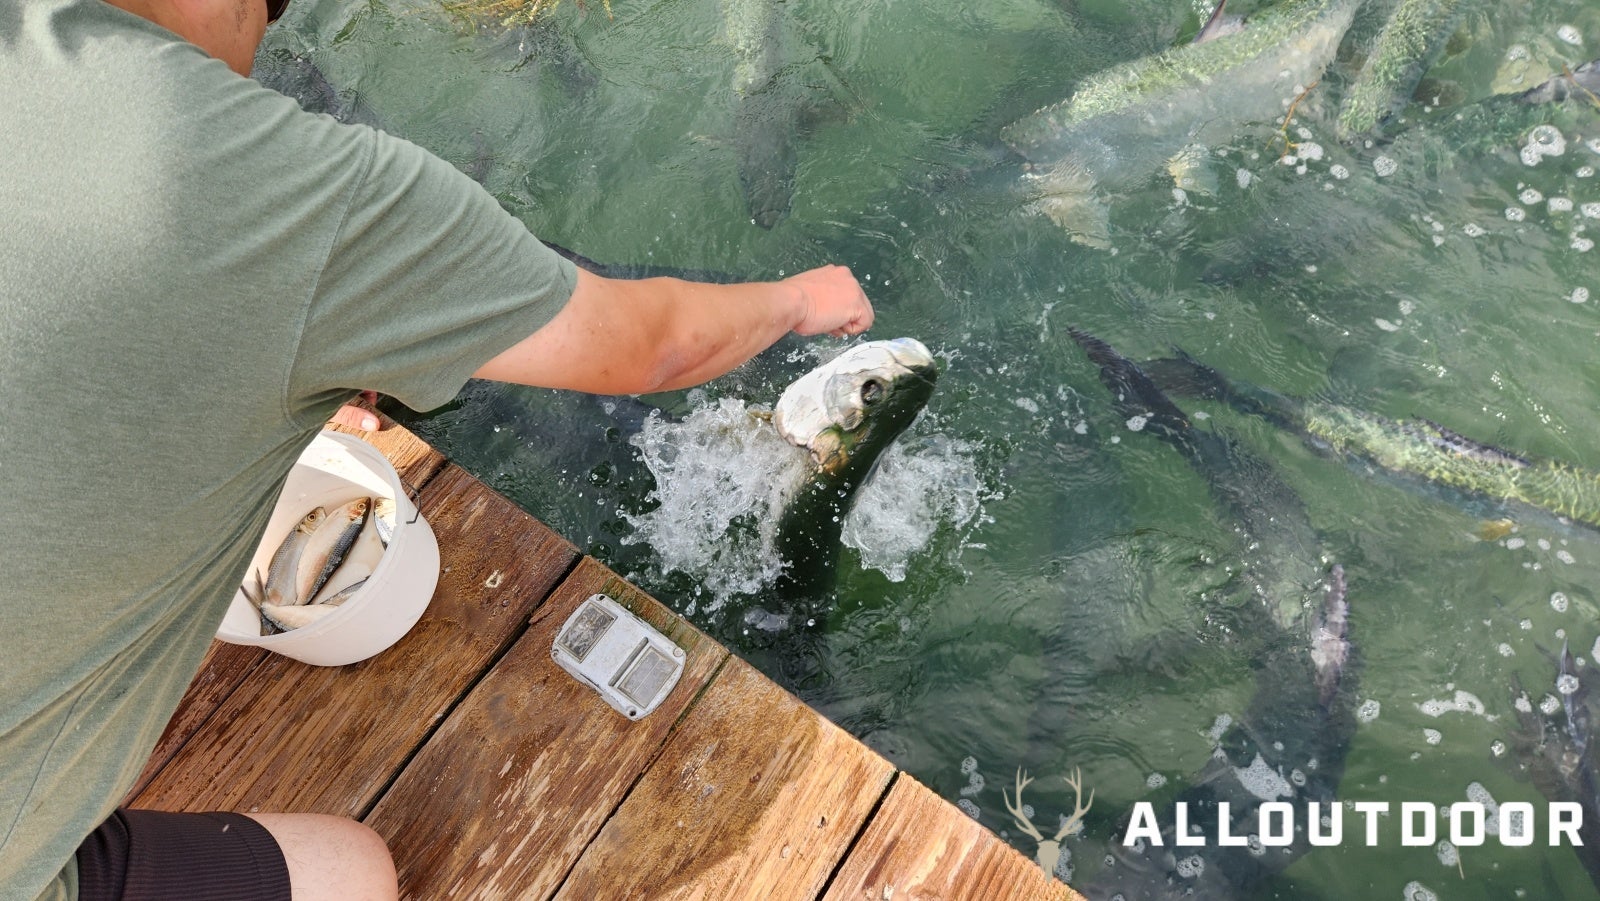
[783,265,874,338]
[330,390,382,431]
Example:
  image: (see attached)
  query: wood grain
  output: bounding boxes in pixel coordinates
[822,775,1079,901]
[365,557,728,900]
[131,465,577,817]
[554,656,895,901]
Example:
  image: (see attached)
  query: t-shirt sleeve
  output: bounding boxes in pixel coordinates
[287,124,577,425]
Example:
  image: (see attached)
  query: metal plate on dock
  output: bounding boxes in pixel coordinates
[553,593,685,720]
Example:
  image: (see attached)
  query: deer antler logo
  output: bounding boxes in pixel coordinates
[1002,766,1094,876]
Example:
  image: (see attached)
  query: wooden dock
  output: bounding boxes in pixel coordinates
[129,416,1080,900]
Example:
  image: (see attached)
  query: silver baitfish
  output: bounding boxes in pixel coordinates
[246,495,392,634]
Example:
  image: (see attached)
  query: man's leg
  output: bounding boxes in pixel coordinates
[244,813,398,901]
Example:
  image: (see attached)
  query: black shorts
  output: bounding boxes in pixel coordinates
[75,809,291,901]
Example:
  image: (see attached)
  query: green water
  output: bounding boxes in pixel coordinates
[263,1,1600,896]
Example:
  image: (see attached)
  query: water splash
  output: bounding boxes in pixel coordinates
[622,395,984,606]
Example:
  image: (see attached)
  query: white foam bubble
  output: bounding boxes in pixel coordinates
[1571,287,1591,304]
[1209,713,1234,740]
[1404,881,1438,901]
[1176,855,1205,879]
[1523,126,1567,166]
[960,756,978,774]
[1234,753,1294,801]
[1374,156,1398,177]
[1491,740,1507,757]
[1147,773,1168,789]
[1558,24,1583,46]
[1236,168,1253,189]
[1300,142,1325,161]
[1463,223,1486,237]
[1331,164,1350,180]
[1376,318,1401,332]
[1014,397,1040,414]
[1520,188,1545,205]
[1521,619,1534,630]
[1418,691,1486,718]
[1126,415,1148,432]
[1437,840,1459,866]
[1358,699,1382,723]
[1584,203,1600,219]
[1499,643,1515,657]
[957,798,981,819]
[1579,167,1596,178]
[1550,197,1575,213]
[1593,635,1600,662]
[1541,694,1562,715]
[1514,693,1533,713]
[1507,537,1526,549]
[1506,207,1526,222]
[1559,674,1581,695]
[1573,238,1594,253]
[1553,591,1570,612]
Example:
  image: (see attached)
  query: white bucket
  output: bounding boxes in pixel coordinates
[216,431,439,666]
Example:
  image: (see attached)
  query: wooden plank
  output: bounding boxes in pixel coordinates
[554,656,895,901]
[124,641,267,802]
[364,557,728,900]
[127,416,444,800]
[131,465,578,817]
[821,775,1079,901]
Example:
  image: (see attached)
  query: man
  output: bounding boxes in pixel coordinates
[0,0,872,898]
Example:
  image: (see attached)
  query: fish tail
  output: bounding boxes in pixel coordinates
[1311,564,1350,708]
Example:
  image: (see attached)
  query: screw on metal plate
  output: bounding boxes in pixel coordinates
[552,594,685,720]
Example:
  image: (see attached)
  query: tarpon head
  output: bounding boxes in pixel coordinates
[773,338,938,481]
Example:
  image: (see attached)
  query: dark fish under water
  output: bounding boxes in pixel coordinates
[1067,330,1357,899]
[1141,351,1600,533]
[1505,642,1600,894]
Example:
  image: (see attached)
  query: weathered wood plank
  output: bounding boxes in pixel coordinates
[124,641,267,802]
[127,417,443,800]
[821,775,1079,901]
[131,465,578,817]
[364,557,728,900]
[553,656,895,901]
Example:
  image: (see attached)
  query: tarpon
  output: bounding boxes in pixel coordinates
[1335,0,1484,139]
[1067,330,1357,898]
[1506,642,1600,893]
[721,0,842,228]
[1141,351,1600,533]
[771,338,939,597]
[999,0,1361,247]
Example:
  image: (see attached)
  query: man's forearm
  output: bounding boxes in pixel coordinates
[474,265,872,395]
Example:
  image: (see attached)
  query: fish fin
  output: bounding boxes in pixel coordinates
[1023,163,1112,249]
[1167,144,1219,196]
[1193,0,1241,45]
[1475,518,1517,542]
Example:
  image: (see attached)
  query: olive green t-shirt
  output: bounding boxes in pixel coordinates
[0,3,576,898]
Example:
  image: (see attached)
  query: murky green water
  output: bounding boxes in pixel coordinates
[262,1,1600,896]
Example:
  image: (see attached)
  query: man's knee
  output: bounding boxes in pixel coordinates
[246,812,399,901]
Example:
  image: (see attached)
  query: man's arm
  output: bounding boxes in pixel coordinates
[471,264,874,394]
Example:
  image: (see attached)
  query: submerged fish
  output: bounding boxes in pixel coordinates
[1506,642,1600,893]
[1142,352,1600,532]
[1000,0,1360,246]
[1335,0,1483,138]
[1068,330,1357,898]
[770,338,939,597]
[721,0,841,228]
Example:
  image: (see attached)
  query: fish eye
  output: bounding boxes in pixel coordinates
[861,379,885,405]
